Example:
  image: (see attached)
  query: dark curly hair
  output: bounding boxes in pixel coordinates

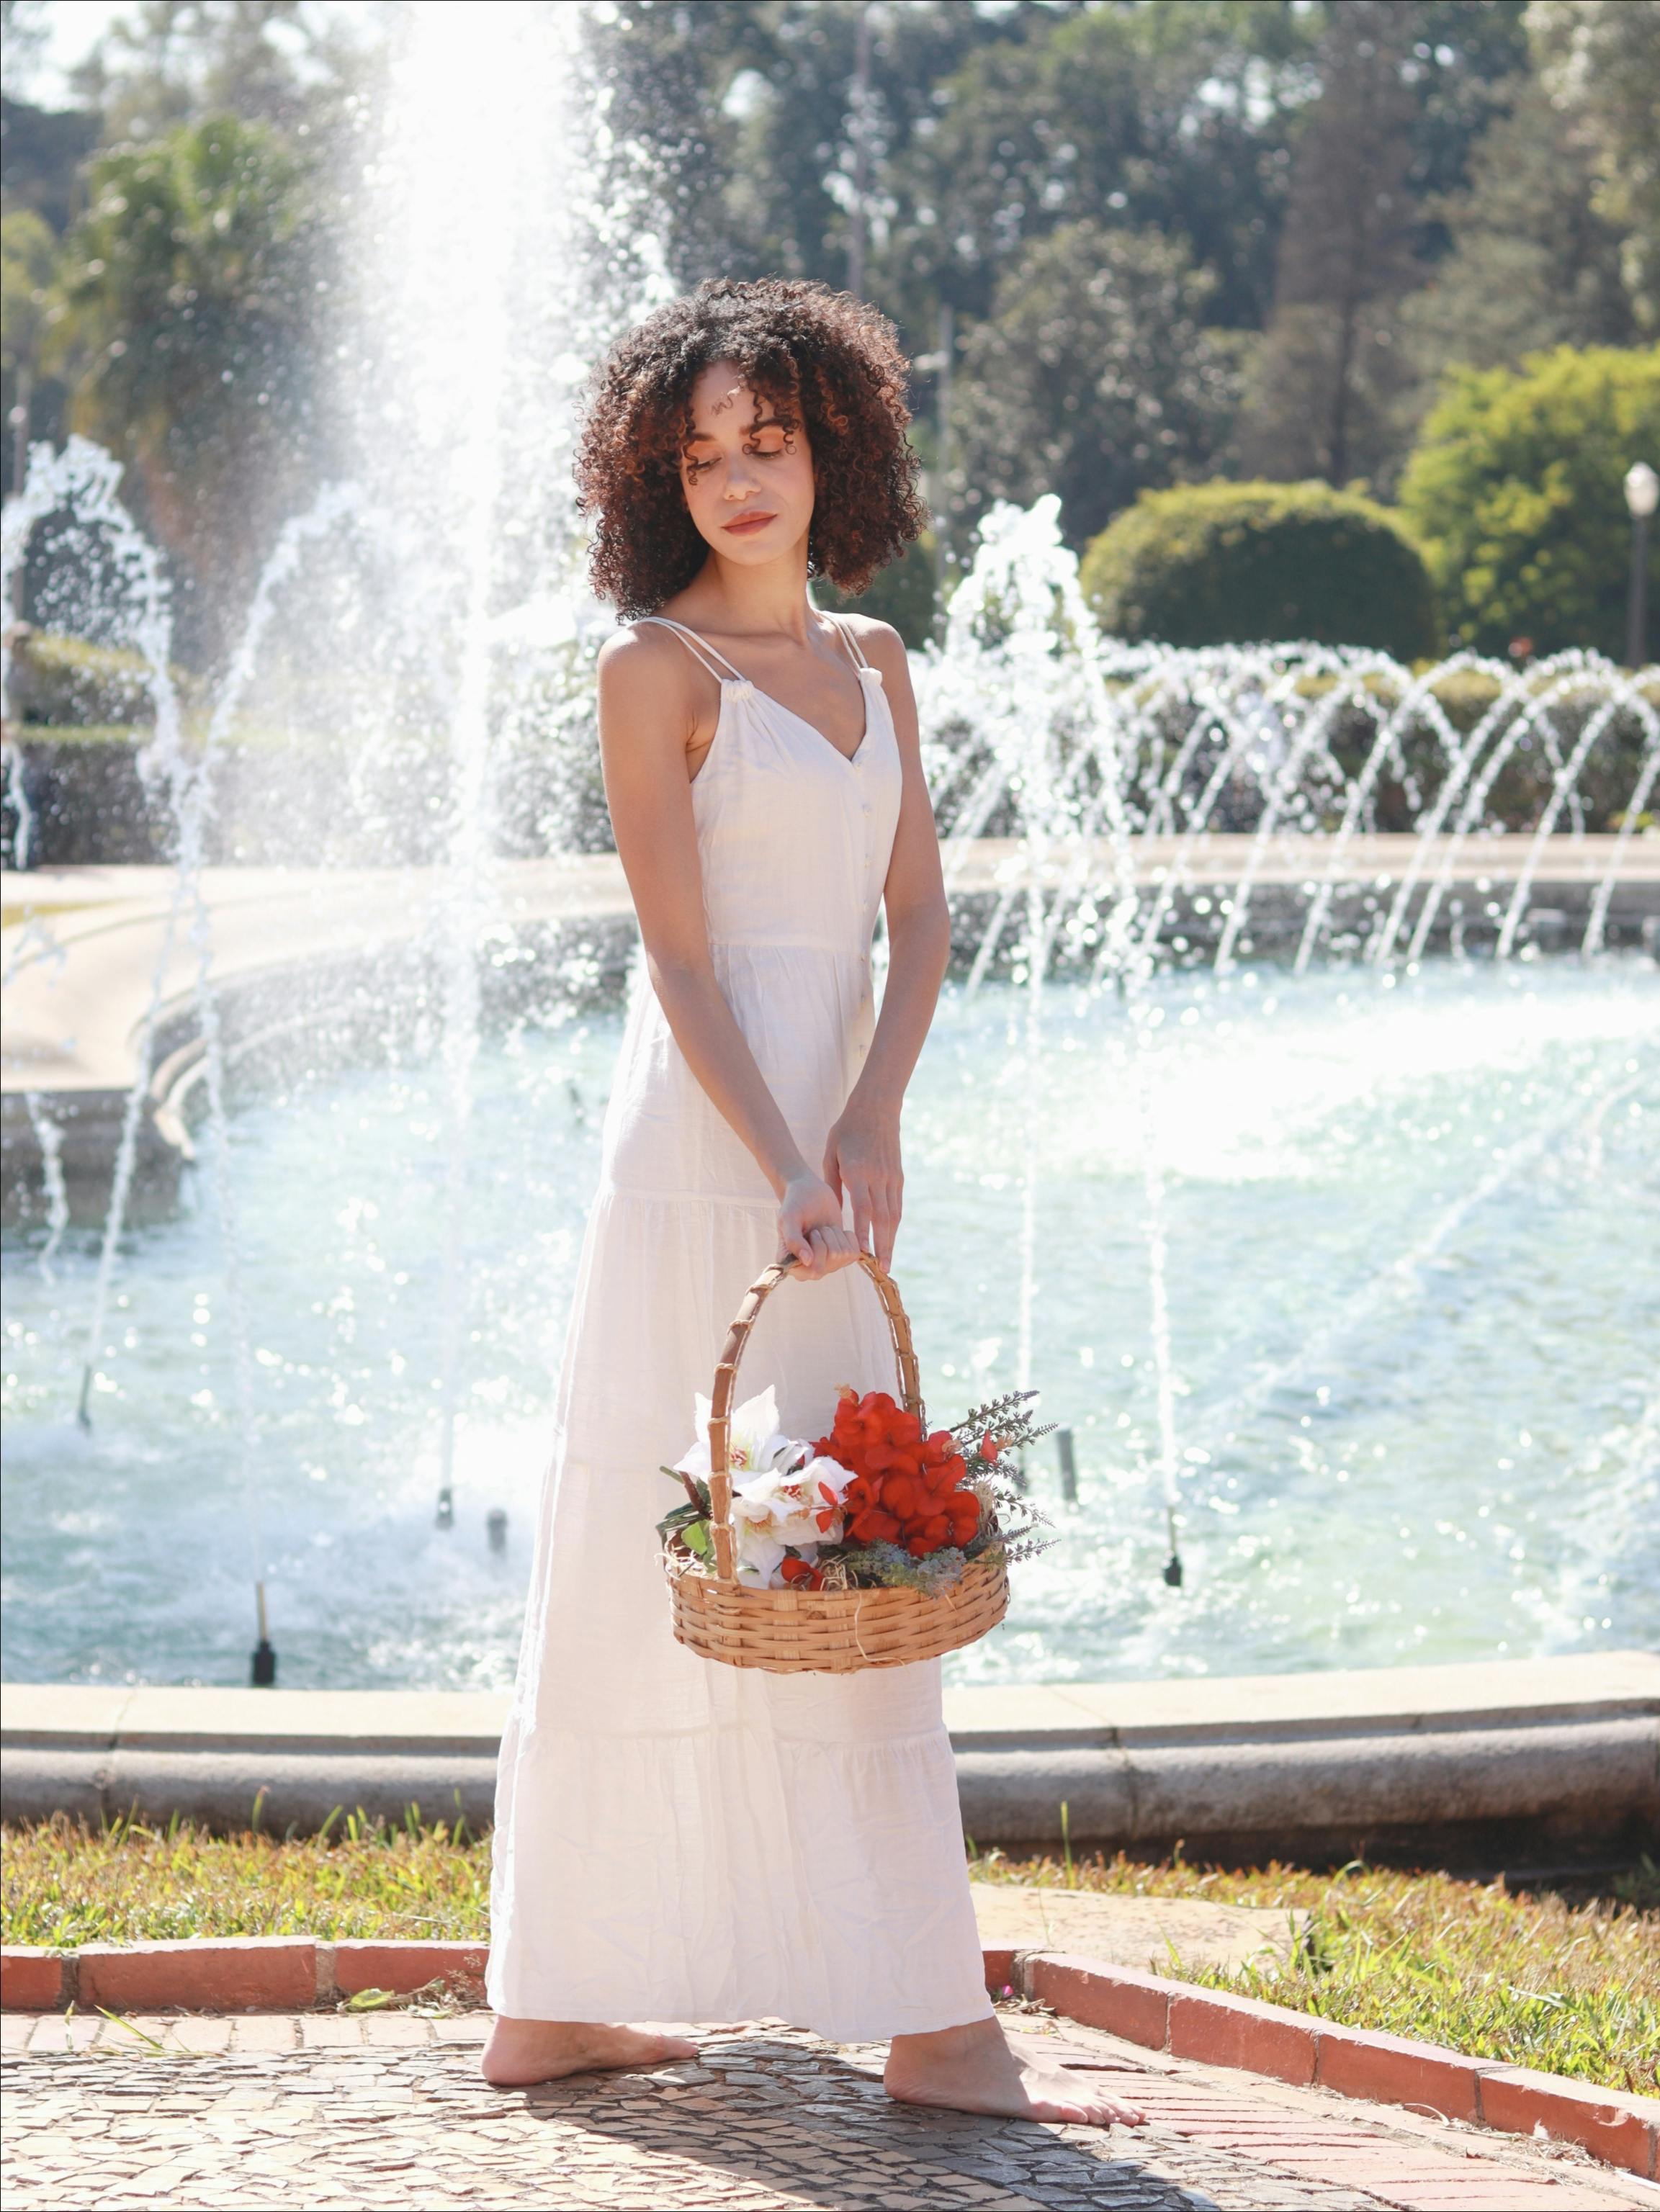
[574,277,928,616]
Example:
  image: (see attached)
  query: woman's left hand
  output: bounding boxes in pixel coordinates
[822,1101,903,1272]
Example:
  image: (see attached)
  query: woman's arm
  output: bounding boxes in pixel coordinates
[596,626,858,1280]
[821,619,951,1271]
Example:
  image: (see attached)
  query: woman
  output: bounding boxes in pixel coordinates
[483,276,1143,2130]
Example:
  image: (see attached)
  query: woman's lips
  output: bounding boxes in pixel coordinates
[723,511,776,535]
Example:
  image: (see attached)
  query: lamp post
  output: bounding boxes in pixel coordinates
[1627,462,1659,667]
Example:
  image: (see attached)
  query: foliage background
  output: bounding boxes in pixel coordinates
[1,0,1657,661]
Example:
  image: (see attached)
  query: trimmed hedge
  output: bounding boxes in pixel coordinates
[814,534,940,649]
[1080,480,1443,659]
[5,627,202,727]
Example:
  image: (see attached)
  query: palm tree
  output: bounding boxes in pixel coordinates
[48,113,323,658]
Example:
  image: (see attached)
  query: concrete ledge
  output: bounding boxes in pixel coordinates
[4,1935,1653,2177]
[0,1749,501,1835]
[4,1655,1656,1863]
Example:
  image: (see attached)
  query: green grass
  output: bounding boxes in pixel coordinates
[972,1845,1659,2098]
[1,1807,490,1949]
[3,1812,1654,2095]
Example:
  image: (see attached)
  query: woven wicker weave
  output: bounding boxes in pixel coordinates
[665,1254,1009,1673]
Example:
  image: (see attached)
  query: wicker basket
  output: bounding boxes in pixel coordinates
[665,1252,1009,1673]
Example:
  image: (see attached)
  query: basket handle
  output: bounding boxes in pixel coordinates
[705,1253,925,1587]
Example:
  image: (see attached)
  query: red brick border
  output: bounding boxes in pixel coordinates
[1,1948,67,2011]
[79,1936,317,2014]
[993,1954,1660,2182]
[3,1938,1654,2180]
[331,1941,487,2002]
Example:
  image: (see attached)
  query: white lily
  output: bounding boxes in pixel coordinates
[674,1391,855,1588]
[730,1453,853,1586]
[673,1385,791,1483]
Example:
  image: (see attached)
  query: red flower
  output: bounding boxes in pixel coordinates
[813,1391,985,1562]
[779,1557,823,1591]
[849,1506,901,1545]
[946,1492,981,1545]
[883,1473,922,1521]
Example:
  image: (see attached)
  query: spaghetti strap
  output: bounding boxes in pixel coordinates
[825,612,872,670]
[634,614,746,683]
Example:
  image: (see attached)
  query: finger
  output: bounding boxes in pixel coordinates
[779,1215,815,1270]
[813,1223,855,1273]
[844,1175,874,1254]
[872,1198,896,1273]
[880,1179,902,1272]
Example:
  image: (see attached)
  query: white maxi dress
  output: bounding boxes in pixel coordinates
[486,613,993,2042]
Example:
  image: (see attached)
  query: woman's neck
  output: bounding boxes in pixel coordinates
[680,540,817,642]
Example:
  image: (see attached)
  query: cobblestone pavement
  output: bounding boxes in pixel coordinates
[4,2005,1654,2212]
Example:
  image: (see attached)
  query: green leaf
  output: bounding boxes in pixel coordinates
[681,1519,713,1561]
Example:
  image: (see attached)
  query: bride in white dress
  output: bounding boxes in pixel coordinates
[483,276,1144,2130]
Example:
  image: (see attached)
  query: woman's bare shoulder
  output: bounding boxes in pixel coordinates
[596,619,703,713]
[597,617,685,674]
[835,611,908,678]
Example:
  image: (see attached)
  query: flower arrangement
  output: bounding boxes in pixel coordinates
[658,1382,1053,1594]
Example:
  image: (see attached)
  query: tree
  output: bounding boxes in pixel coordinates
[887,1,1317,341]
[596,1,1017,310]
[945,220,1247,553]
[1396,0,1531,244]
[0,1,50,102]
[1398,74,1637,407]
[66,0,372,146]
[1237,0,1420,491]
[47,115,326,656]
[1399,344,1660,658]
[1,206,59,495]
[1527,0,1660,336]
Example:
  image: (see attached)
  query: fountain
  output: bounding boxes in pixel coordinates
[1,12,1657,1693]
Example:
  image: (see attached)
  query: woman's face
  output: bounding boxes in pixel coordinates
[678,358,816,569]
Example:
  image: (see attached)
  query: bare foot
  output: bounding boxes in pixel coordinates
[886,2017,1147,2128]
[481,2015,699,2088]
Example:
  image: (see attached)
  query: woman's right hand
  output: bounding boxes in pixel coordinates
[776,1171,861,1280]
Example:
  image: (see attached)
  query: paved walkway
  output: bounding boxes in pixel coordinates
[4,2005,1651,2211]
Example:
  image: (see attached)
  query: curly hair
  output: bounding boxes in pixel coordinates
[574,277,928,616]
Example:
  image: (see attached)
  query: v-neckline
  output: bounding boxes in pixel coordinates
[741,675,871,768]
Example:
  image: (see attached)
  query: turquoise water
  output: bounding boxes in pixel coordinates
[3,956,1656,1689]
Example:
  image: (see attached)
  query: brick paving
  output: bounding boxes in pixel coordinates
[3,2004,1654,2212]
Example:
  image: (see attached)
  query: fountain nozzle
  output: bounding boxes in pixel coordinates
[436,1485,454,1530]
[250,1580,277,1686]
[1162,1552,1185,1588]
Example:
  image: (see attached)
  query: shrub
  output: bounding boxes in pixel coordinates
[1080,480,1442,658]
[6,627,199,727]
[815,533,940,649]
[1399,343,1660,660]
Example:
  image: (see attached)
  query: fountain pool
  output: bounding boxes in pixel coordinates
[2,1,1656,1708]
[4,953,1654,1691]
